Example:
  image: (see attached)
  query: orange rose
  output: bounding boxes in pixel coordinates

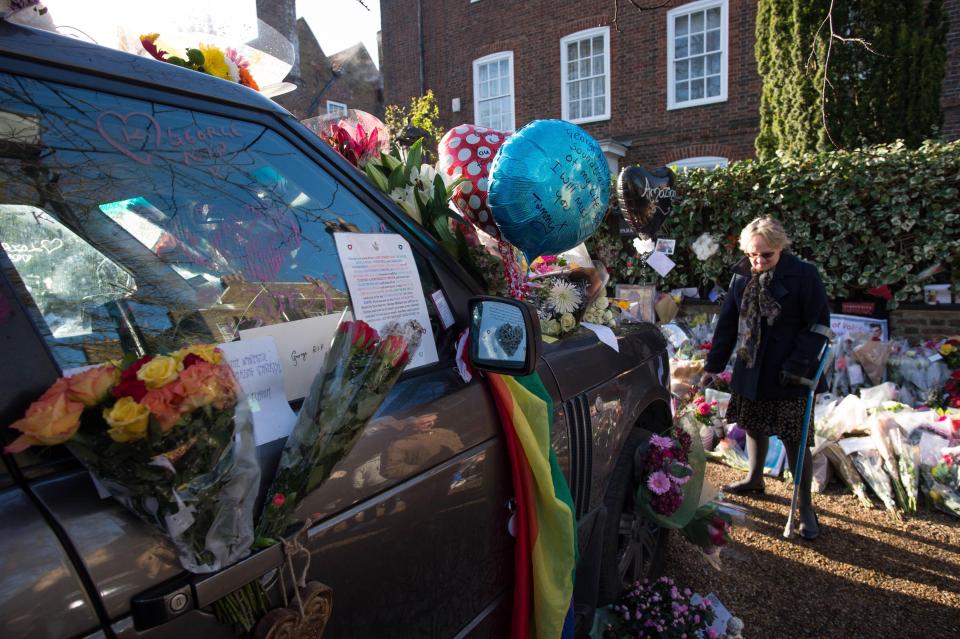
[178,362,223,412]
[5,390,84,453]
[140,382,185,432]
[67,366,118,407]
[212,364,238,410]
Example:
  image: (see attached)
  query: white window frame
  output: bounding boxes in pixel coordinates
[472,51,516,132]
[326,100,348,116]
[670,156,729,171]
[560,26,611,124]
[666,0,728,110]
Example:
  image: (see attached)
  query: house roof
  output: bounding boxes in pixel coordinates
[329,42,375,73]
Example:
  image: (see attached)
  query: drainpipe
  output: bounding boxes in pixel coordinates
[417,0,425,95]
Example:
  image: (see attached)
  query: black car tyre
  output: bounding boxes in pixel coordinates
[596,428,669,605]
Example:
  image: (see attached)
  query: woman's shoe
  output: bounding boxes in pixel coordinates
[799,513,820,540]
[722,480,766,495]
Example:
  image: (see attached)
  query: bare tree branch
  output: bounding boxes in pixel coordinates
[613,0,673,33]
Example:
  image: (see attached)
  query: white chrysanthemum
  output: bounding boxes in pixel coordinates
[691,232,720,261]
[547,279,582,315]
[633,237,655,255]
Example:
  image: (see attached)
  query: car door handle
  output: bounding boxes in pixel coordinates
[131,543,285,630]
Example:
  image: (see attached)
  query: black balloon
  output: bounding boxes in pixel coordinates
[616,165,677,240]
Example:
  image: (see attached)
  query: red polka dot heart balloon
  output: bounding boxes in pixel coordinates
[438,124,510,239]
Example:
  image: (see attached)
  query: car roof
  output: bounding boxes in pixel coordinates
[0,20,290,118]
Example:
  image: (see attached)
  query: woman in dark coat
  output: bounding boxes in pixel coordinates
[701,216,830,540]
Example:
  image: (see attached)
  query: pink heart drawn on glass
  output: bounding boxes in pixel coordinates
[96,111,161,166]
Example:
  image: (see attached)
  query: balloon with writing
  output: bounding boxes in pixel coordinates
[487,119,610,263]
[438,124,510,239]
[616,166,677,240]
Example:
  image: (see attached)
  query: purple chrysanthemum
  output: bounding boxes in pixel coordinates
[647,470,671,495]
[649,434,674,450]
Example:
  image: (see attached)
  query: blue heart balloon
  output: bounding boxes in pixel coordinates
[487,119,610,263]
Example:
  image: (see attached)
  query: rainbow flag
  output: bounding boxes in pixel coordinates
[488,373,577,639]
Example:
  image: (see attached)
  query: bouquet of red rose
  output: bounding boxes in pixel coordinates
[214,318,422,632]
[5,345,259,572]
[255,318,422,544]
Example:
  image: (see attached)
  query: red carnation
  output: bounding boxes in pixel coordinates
[272,493,286,508]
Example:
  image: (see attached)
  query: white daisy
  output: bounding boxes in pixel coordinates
[547,279,582,315]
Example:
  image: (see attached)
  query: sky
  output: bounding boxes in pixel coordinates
[297,0,382,68]
[40,0,383,70]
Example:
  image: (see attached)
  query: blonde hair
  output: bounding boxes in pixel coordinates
[738,216,791,252]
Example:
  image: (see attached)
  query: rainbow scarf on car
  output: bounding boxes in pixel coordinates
[487,372,577,639]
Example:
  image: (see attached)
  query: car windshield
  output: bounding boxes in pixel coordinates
[0,73,390,370]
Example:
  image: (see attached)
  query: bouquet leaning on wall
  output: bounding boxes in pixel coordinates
[5,345,259,572]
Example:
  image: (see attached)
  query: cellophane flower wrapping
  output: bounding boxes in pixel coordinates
[869,416,914,515]
[820,441,873,508]
[68,400,258,573]
[887,343,951,406]
[678,500,740,570]
[922,446,960,517]
[636,418,706,530]
[7,347,261,573]
[852,449,900,517]
[256,318,422,544]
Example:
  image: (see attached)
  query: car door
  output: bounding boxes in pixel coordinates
[0,53,514,638]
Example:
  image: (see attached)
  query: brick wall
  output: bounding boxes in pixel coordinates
[381,0,759,167]
[381,0,960,163]
[888,307,960,341]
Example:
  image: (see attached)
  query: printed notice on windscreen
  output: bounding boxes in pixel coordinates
[334,233,438,369]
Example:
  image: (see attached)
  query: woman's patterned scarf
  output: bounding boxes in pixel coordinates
[736,270,781,368]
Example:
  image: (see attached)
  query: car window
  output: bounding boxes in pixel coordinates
[0,72,448,371]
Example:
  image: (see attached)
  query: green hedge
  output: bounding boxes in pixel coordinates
[587,140,960,307]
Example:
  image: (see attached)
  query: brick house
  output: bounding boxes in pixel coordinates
[381,0,960,172]
[257,1,384,121]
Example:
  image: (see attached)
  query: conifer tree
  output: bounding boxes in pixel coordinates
[755,0,947,159]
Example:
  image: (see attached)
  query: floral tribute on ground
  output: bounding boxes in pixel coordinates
[6,345,260,573]
[593,576,717,639]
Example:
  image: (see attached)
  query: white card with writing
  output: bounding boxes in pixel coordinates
[334,233,439,369]
[847,363,865,386]
[238,312,349,402]
[431,289,456,329]
[645,250,676,277]
[580,322,619,353]
[218,336,297,445]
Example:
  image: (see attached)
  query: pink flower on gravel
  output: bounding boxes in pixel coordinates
[647,470,671,495]
[650,434,674,450]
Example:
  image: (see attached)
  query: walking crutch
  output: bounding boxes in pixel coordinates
[783,341,832,539]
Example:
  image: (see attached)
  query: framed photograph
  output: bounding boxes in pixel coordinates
[615,284,657,324]
[654,238,676,255]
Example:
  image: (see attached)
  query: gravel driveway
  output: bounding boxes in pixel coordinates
[666,462,960,638]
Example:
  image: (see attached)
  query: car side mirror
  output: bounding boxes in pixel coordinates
[468,296,541,376]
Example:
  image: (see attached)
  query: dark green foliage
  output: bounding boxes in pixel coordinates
[588,141,960,308]
[755,0,947,159]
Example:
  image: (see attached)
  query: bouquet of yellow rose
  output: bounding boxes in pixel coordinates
[5,345,259,573]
